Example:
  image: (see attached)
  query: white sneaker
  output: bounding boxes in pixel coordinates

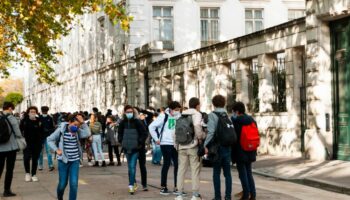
[175,195,184,200]
[191,195,202,200]
[25,173,31,182]
[31,175,39,182]
[88,162,93,166]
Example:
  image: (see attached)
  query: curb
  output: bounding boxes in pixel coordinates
[252,170,350,196]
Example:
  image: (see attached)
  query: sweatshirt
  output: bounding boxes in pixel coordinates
[149,108,177,146]
[204,107,227,148]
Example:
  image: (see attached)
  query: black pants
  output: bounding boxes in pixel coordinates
[23,145,42,176]
[0,150,17,191]
[160,145,178,188]
[138,147,147,187]
[107,142,121,164]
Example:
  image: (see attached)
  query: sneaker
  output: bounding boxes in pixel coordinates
[101,161,106,167]
[128,185,135,195]
[49,167,55,171]
[31,175,39,182]
[93,161,99,167]
[25,173,31,182]
[133,183,138,191]
[191,194,202,200]
[38,166,43,171]
[160,187,170,195]
[108,162,115,166]
[142,186,148,191]
[88,162,93,166]
[3,190,16,197]
[173,188,186,196]
[175,195,184,200]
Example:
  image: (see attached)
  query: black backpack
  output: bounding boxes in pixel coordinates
[0,113,12,144]
[175,115,194,145]
[214,112,237,146]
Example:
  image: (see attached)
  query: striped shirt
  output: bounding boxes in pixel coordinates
[63,132,80,162]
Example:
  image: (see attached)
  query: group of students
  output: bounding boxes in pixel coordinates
[0,94,258,200]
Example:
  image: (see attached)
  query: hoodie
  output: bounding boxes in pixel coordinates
[0,112,23,152]
[231,114,257,163]
[175,108,206,150]
[149,108,178,146]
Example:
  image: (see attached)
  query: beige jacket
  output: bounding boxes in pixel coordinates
[175,108,206,150]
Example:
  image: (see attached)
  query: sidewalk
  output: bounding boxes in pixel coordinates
[252,155,350,195]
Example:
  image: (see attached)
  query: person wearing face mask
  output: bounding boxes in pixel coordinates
[149,101,182,195]
[105,115,121,166]
[47,113,91,200]
[0,102,25,197]
[89,113,106,167]
[118,105,148,195]
[38,106,55,171]
[20,106,44,183]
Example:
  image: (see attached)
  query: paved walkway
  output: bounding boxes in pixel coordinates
[253,155,350,195]
[0,155,349,200]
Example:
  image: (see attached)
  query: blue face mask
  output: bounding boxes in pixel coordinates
[69,125,79,133]
[232,113,238,119]
[126,113,133,119]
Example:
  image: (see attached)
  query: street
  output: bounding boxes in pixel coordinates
[0,155,348,200]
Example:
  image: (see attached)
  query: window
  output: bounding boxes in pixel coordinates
[271,53,287,112]
[245,9,264,34]
[200,8,219,47]
[153,6,174,50]
[248,59,259,112]
[288,9,305,20]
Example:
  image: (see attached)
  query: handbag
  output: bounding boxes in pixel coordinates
[16,136,27,150]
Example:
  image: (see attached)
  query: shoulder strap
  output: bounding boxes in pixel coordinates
[4,116,15,136]
[159,114,169,142]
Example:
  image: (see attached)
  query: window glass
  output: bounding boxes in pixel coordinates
[245,10,253,19]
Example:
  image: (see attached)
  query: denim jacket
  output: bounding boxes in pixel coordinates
[47,122,91,163]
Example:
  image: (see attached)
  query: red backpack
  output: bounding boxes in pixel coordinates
[240,122,260,151]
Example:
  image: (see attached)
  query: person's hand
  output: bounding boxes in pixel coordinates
[156,140,160,145]
[76,115,84,124]
[204,147,208,155]
[56,149,62,156]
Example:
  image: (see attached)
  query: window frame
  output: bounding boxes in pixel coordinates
[245,8,264,34]
[200,7,220,47]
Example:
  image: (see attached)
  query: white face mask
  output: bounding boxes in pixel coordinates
[42,114,48,117]
[172,111,181,119]
[29,113,36,120]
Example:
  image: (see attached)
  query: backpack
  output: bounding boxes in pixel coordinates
[214,112,237,146]
[240,122,260,151]
[0,113,12,144]
[175,115,194,145]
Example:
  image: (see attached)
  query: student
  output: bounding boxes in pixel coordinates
[20,106,44,182]
[118,105,148,195]
[89,113,106,167]
[204,95,233,200]
[149,101,182,195]
[0,102,25,197]
[231,102,257,200]
[175,97,206,200]
[105,115,121,166]
[47,113,91,200]
[38,106,55,171]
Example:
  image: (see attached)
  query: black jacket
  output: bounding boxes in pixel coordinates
[231,114,257,164]
[20,116,44,146]
[118,117,148,151]
[40,115,55,138]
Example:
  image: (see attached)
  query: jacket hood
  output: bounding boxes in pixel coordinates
[235,114,255,125]
[182,108,197,115]
[59,122,69,132]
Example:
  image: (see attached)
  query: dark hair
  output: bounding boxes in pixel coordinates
[3,102,15,110]
[26,106,38,114]
[67,114,78,123]
[189,97,200,109]
[168,101,181,110]
[212,95,226,108]
[124,105,133,112]
[92,107,98,113]
[41,106,49,113]
[232,101,246,114]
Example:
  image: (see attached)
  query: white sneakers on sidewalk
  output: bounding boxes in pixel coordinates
[25,174,39,182]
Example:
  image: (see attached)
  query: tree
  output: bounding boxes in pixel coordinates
[0,0,132,84]
[4,92,24,106]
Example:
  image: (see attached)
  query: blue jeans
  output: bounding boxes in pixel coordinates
[38,139,53,168]
[92,135,105,161]
[152,142,162,164]
[237,162,256,199]
[126,152,139,186]
[212,146,232,199]
[57,160,80,200]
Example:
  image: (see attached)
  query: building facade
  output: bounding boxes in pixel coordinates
[23,0,350,161]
